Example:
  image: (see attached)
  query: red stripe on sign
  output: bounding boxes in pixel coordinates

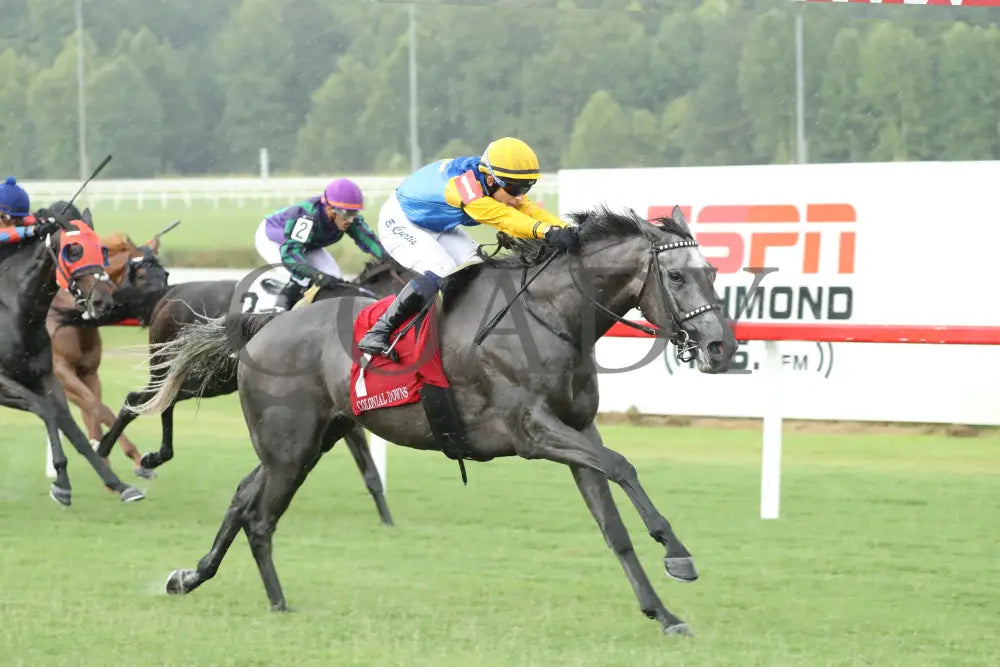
[605,321,1000,345]
[798,0,1000,4]
[698,205,798,223]
[750,205,798,223]
[806,203,857,223]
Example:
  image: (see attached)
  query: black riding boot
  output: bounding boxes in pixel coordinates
[357,280,434,357]
[274,281,305,312]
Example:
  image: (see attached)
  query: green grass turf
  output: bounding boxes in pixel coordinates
[0,327,997,666]
[76,193,560,273]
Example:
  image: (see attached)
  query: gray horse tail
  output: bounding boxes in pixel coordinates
[127,312,277,415]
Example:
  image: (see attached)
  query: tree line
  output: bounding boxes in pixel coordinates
[3,0,999,179]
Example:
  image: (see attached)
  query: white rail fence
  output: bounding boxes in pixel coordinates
[21,175,560,211]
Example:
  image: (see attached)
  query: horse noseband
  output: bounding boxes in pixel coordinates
[69,268,111,312]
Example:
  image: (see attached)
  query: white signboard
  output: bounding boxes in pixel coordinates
[560,161,1000,425]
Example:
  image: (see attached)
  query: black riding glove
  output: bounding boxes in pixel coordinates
[33,218,62,237]
[544,225,580,252]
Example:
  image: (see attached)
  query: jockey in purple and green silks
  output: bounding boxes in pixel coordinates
[253,178,385,311]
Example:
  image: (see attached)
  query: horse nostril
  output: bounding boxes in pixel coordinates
[707,341,724,357]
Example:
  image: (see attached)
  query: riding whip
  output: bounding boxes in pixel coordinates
[58,154,112,220]
[145,219,181,248]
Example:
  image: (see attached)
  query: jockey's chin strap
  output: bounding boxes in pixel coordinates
[43,232,110,318]
[567,238,719,363]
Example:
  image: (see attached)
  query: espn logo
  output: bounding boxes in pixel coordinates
[648,204,856,275]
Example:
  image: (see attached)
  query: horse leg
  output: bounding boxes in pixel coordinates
[341,426,393,526]
[241,460,314,611]
[241,416,351,610]
[0,374,73,505]
[45,376,145,503]
[143,403,176,469]
[166,464,264,597]
[570,465,692,636]
[98,386,170,470]
[51,359,102,443]
[96,390,144,458]
[579,424,696,581]
[521,417,696,582]
[80,371,138,462]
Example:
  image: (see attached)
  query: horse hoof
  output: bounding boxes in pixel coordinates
[119,486,146,503]
[664,556,698,582]
[139,452,158,469]
[664,623,695,637]
[134,466,157,480]
[165,569,195,595]
[270,601,288,612]
[49,484,71,507]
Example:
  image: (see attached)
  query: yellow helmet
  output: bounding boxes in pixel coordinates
[478,137,541,184]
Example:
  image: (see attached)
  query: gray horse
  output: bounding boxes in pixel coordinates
[132,206,736,636]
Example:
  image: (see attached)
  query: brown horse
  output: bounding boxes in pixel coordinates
[46,232,169,478]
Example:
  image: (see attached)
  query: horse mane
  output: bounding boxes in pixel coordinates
[440,206,692,303]
[39,201,82,222]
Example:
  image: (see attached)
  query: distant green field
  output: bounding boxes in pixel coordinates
[76,192,560,274]
[1,327,998,666]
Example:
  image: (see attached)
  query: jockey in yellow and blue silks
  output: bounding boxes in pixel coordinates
[357,136,580,358]
[0,177,59,244]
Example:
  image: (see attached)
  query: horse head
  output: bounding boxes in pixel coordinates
[102,232,169,291]
[38,202,116,320]
[631,206,736,373]
[534,206,735,373]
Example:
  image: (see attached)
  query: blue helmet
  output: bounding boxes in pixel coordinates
[0,176,30,217]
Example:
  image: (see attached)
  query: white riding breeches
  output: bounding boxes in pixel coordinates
[253,219,342,284]
[377,193,480,277]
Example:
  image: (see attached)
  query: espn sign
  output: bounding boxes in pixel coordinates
[647,204,857,275]
[560,161,1000,426]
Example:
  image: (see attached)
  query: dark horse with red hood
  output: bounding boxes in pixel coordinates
[0,201,144,506]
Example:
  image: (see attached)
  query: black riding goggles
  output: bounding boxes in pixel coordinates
[501,180,535,197]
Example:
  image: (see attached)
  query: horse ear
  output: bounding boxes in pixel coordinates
[671,205,693,235]
[671,205,687,227]
[82,208,94,228]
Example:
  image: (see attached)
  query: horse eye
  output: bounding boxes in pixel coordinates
[668,270,684,283]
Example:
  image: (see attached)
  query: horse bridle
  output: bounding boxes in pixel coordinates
[567,238,720,363]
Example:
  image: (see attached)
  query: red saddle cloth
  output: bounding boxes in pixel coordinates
[350,296,449,416]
